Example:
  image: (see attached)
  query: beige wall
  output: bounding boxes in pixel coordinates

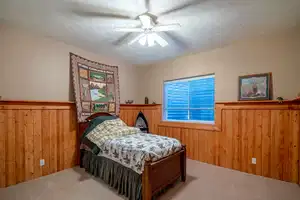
[1,23,299,104]
[136,29,300,104]
[0,23,139,103]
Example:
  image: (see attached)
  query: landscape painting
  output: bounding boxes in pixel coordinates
[239,73,272,101]
[90,70,106,82]
[92,103,108,112]
[90,81,106,89]
[90,82,108,102]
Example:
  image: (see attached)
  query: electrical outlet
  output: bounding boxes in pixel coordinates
[40,159,45,166]
[252,158,256,164]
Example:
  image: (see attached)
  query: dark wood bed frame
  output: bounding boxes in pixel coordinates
[78,112,186,200]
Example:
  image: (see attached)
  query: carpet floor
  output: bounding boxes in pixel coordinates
[1,159,299,200]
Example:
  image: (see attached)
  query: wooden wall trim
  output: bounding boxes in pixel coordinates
[216,99,300,105]
[1,100,298,105]
[216,100,300,110]
[221,105,300,110]
[0,101,75,111]
[120,104,161,110]
[0,105,75,110]
[217,100,300,110]
[120,104,161,107]
[0,100,75,106]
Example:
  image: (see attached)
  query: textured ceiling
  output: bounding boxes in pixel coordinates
[1,0,300,64]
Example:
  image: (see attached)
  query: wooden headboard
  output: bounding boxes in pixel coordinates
[78,112,116,138]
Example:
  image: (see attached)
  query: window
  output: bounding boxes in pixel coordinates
[163,74,215,123]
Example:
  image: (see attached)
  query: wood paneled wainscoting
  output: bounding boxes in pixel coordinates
[1,101,299,187]
[0,101,77,188]
[157,101,300,184]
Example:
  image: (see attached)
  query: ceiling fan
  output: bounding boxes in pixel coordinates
[68,0,205,48]
[114,14,181,47]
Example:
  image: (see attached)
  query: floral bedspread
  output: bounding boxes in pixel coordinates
[83,119,182,174]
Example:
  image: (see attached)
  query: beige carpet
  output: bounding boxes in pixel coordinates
[1,159,299,200]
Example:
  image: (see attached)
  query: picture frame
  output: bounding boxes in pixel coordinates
[238,73,272,101]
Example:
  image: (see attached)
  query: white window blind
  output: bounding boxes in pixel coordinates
[163,74,215,123]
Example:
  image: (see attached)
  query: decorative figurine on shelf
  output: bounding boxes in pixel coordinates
[152,101,156,104]
[125,100,134,104]
[292,93,300,101]
[145,97,149,104]
[276,97,284,104]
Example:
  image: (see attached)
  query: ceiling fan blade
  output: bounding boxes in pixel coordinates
[72,10,132,20]
[152,33,168,47]
[161,32,188,49]
[139,15,152,28]
[128,33,146,45]
[114,27,144,32]
[158,0,207,17]
[114,32,137,46]
[139,35,147,46]
[68,1,137,20]
[152,24,181,32]
[145,0,150,11]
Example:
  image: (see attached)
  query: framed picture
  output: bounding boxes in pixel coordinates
[238,73,272,101]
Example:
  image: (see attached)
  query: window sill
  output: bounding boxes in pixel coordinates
[159,121,220,131]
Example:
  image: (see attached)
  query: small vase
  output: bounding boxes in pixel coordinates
[145,97,149,104]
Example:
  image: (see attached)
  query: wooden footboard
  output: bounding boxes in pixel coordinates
[142,145,186,200]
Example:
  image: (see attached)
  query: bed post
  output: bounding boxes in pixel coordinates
[180,145,186,182]
[142,161,152,200]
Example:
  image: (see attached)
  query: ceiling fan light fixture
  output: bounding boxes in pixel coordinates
[131,33,168,47]
[147,34,155,47]
[138,35,147,46]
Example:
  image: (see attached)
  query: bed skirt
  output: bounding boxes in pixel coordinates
[81,150,179,200]
[82,150,142,200]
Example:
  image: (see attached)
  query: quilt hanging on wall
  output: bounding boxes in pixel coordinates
[70,53,120,122]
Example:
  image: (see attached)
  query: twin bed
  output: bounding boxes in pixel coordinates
[78,112,186,200]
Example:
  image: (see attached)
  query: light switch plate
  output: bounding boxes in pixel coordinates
[40,159,45,166]
[252,158,256,164]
